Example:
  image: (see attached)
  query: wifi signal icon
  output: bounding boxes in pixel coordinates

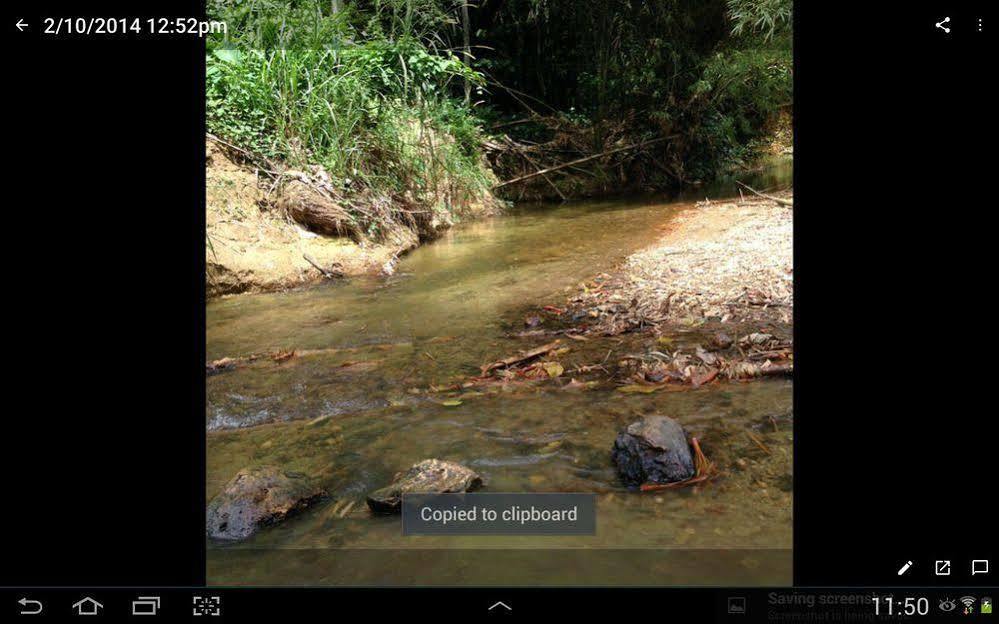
[960,596,976,613]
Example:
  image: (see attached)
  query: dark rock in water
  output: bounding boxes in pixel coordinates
[612,416,695,486]
[524,315,543,328]
[206,466,327,540]
[644,367,668,383]
[367,458,482,514]
[712,332,733,349]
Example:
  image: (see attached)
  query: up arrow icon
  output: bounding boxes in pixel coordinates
[488,601,512,611]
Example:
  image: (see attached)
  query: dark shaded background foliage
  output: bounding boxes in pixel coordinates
[475,0,791,178]
[207,0,791,194]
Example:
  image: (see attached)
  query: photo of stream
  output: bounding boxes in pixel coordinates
[205,0,793,586]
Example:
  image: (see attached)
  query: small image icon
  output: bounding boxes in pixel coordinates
[940,598,957,613]
[17,597,44,615]
[728,597,747,615]
[960,596,977,615]
[132,596,161,616]
[936,16,951,33]
[897,560,913,575]
[192,595,222,617]
[936,560,952,575]
[71,597,103,616]
[983,597,993,615]
[972,560,990,576]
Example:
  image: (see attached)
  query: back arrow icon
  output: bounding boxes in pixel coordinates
[18,598,44,615]
[16,19,28,32]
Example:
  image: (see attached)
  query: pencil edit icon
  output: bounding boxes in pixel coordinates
[897,560,913,575]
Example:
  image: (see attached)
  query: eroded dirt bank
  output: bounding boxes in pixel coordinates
[206,142,410,297]
[206,140,499,298]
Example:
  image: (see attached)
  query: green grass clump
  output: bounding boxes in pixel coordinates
[206,0,493,230]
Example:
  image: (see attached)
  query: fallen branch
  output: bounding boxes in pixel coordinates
[726,361,793,379]
[207,133,281,176]
[735,180,793,207]
[303,253,340,279]
[493,135,678,190]
[745,430,772,455]
[520,149,566,201]
[206,343,406,375]
[480,340,562,374]
[490,117,537,131]
[753,362,793,378]
[639,473,713,491]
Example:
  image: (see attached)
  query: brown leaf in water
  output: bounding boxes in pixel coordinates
[739,332,775,347]
[206,357,237,375]
[272,349,296,363]
[691,369,719,388]
[617,384,663,394]
[695,346,719,367]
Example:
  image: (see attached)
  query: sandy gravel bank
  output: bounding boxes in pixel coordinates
[568,192,793,334]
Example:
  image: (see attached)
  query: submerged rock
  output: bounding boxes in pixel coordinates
[367,459,483,514]
[712,331,733,349]
[612,416,695,486]
[206,466,327,541]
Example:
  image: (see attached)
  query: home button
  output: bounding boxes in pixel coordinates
[72,597,103,616]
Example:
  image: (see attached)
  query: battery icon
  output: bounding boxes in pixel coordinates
[983,597,993,614]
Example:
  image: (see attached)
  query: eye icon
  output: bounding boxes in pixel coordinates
[939,598,956,613]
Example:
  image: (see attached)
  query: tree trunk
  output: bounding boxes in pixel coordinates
[461,2,472,105]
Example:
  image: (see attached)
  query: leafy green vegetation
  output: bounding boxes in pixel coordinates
[477,0,792,182]
[206,0,791,211]
[207,0,493,226]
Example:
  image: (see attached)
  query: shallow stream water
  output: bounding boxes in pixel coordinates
[207,160,793,586]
